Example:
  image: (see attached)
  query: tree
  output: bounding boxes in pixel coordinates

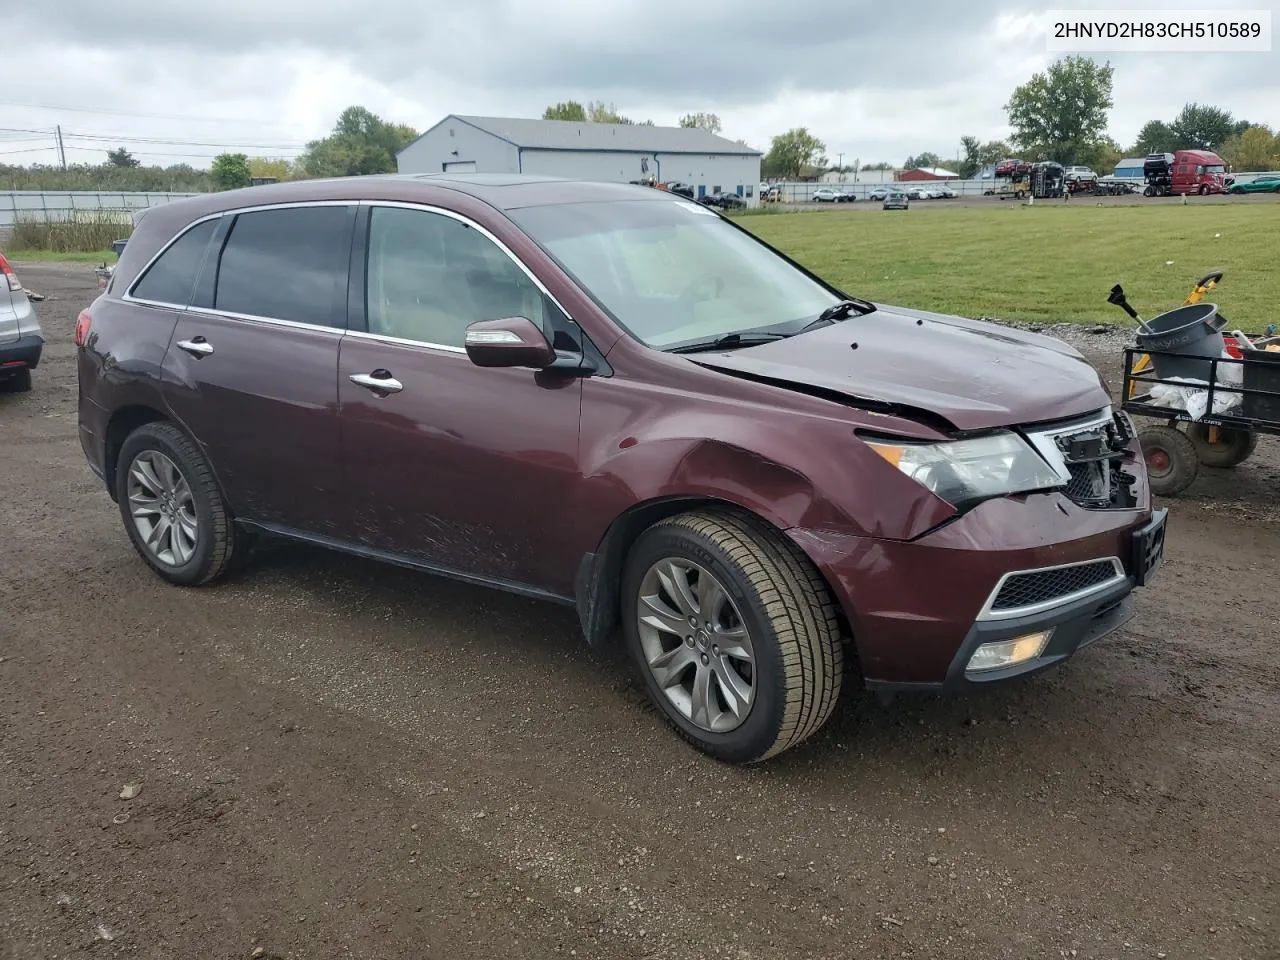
[248,157,293,181]
[1005,55,1114,164]
[679,112,722,135]
[903,151,942,170]
[586,100,632,124]
[1081,138,1123,173]
[977,140,1013,165]
[543,101,587,121]
[298,105,419,178]
[1218,125,1280,172]
[106,147,139,168]
[761,129,826,179]
[1169,102,1236,151]
[861,161,894,171]
[1132,120,1176,155]
[210,153,252,190]
[956,136,982,178]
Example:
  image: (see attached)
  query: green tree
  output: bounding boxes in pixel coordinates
[904,151,943,170]
[106,147,139,168]
[248,157,293,181]
[1081,138,1123,172]
[1218,125,1280,171]
[977,140,1013,165]
[956,137,982,178]
[1169,102,1236,151]
[299,105,418,178]
[210,153,252,190]
[543,101,587,121]
[679,112,722,135]
[1132,120,1176,154]
[1005,55,1114,164]
[761,128,827,179]
[586,100,633,124]
[861,161,894,171]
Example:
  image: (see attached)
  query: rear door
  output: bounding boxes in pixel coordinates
[337,203,584,594]
[160,202,357,534]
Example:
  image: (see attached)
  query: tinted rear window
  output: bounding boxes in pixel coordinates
[214,206,353,327]
[130,218,218,306]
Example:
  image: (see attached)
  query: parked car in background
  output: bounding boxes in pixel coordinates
[1227,174,1280,194]
[935,185,959,198]
[702,190,746,210]
[883,190,909,210]
[0,252,43,392]
[1064,166,1098,187]
[812,187,841,203]
[664,181,695,199]
[906,186,939,200]
[77,174,1163,764]
[868,186,893,201]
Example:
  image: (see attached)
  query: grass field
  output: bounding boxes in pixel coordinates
[2,249,115,263]
[744,203,1278,331]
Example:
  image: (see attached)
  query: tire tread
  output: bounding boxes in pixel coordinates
[646,509,844,761]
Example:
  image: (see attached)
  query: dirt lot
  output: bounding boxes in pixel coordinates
[2,263,1277,960]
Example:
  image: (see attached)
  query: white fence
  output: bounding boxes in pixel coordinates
[0,190,200,233]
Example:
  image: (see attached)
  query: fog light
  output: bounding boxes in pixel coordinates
[966,630,1054,673]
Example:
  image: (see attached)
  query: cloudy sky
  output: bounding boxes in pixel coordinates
[0,0,1275,170]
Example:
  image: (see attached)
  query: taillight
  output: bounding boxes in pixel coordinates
[0,252,20,292]
[75,308,93,348]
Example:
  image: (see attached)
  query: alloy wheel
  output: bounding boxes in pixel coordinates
[127,450,198,567]
[636,558,756,733]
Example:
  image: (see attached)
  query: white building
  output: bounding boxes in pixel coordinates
[397,115,764,205]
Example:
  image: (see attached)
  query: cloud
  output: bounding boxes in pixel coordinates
[0,0,1275,169]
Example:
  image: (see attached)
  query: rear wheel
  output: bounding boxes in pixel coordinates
[1186,423,1258,467]
[115,421,246,586]
[1140,424,1198,496]
[622,510,844,763]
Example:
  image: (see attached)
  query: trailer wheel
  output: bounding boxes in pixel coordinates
[1140,425,1198,496]
[1143,185,1154,197]
[1186,423,1258,468]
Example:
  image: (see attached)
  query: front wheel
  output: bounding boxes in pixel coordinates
[115,421,247,585]
[1140,424,1198,496]
[622,510,844,763]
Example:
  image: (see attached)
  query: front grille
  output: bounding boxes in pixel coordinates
[1026,408,1138,510]
[991,561,1118,612]
[1065,461,1107,501]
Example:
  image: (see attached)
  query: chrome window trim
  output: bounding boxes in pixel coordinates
[1023,406,1115,483]
[123,197,577,358]
[122,201,359,310]
[180,306,345,335]
[976,556,1126,622]
[343,329,468,355]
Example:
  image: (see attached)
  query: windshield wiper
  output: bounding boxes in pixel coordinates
[667,331,792,354]
[798,297,877,333]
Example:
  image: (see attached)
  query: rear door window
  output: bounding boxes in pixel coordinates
[130,218,219,306]
[214,205,355,327]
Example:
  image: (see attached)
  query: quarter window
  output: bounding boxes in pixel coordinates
[214,206,354,327]
[365,206,547,348]
[130,218,218,306]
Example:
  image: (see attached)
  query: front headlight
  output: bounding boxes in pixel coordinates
[865,432,1063,508]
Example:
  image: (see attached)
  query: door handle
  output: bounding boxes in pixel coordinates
[349,370,403,395]
[176,337,214,358]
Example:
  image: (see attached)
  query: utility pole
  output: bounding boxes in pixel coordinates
[837,152,844,172]
[55,125,66,170]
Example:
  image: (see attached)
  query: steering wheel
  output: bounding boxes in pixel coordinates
[677,273,724,308]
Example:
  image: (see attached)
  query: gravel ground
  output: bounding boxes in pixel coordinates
[2,263,1277,960]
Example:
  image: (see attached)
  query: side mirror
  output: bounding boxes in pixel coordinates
[464,316,556,370]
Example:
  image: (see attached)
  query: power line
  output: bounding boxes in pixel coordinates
[63,132,308,150]
[0,97,310,129]
[0,147,55,157]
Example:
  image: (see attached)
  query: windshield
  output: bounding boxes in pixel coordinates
[508,199,840,348]
[1203,164,1226,174]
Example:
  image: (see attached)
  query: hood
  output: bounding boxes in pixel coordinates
[690,304,1111,432]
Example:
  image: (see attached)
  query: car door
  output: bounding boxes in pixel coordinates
[338,203,584,595]
[161,202,357,535]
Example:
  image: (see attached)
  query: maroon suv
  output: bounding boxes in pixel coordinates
[77,175,1166,762]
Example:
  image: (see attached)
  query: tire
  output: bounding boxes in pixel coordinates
[1139,424,1198,497]
[622,509,844,764]
[115,421,245,586]
[0,368,32,392]
[1199,185,1209,196]
[1186,423,1258,468]
[1143,186,1154,197]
